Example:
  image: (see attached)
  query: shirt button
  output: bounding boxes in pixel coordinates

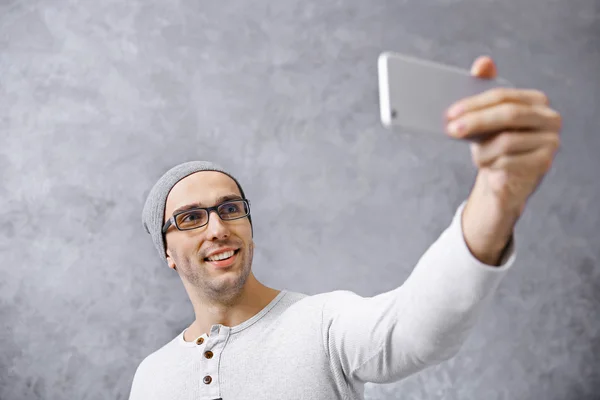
[196,337,204,345]
[204,351,214,359]
[203,375,212,385]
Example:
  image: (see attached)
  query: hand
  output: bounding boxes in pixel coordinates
[445,56,562,265]
[446,56,562,214]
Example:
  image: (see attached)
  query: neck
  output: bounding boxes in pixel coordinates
[182,274,280,341]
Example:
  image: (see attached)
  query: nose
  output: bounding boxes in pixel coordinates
[205,210,230,240]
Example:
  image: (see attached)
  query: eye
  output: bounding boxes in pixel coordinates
[178,210,207,226]
[219,201,246,218]
[224,204,240,213]
[182,212,200,222]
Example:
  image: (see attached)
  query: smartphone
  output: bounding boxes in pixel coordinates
[378,52,513,134]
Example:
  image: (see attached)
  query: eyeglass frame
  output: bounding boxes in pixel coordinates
[162,199,251,234]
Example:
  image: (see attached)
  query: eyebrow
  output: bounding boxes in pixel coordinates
[172,194,244,215]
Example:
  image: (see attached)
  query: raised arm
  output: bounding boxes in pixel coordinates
[321,55,561,385]
[321,202,515,384]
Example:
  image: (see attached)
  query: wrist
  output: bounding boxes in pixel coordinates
[462,177,520,265]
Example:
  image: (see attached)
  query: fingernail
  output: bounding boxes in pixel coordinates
[447,120,465,136]
[446,105,463,119]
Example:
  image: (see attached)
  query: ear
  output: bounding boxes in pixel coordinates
[165,249,177,271]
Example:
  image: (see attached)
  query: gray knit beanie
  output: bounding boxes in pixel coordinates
[142,161,253,262]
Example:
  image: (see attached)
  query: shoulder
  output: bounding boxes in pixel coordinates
[132,333,185,380]
[129,332,200,399]
[285,289,366,315]
[305,289,364,304]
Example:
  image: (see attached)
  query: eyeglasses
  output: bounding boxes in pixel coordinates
[162,199,251,234]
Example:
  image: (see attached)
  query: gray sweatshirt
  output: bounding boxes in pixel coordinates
[129,203,515,400]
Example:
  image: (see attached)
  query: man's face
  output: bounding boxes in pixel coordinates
[163,171,253,300]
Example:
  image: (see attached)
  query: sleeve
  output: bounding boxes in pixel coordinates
[320,201,516,384]
[128,359,152,400]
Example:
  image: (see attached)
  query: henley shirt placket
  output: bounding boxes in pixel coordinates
[197,324,230,400]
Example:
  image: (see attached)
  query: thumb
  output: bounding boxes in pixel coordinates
[470,55,497,79]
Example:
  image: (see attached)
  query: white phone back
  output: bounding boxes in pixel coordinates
[378,52,513,134]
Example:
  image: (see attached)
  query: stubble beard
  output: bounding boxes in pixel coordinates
[179,242,254,304]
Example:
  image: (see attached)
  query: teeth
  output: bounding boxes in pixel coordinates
[207,250,235,262]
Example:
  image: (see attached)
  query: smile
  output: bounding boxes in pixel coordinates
[205,249,239,262]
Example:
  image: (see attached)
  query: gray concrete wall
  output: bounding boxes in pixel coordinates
[1,0,598,399]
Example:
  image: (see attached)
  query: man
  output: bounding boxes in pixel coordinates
[129,56,562,400]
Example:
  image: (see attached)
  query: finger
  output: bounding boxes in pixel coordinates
[470,131,560,168]
[488,145,556,174]
[447,103,562,139]
[446,87,550,119]
[470,56,497,79]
